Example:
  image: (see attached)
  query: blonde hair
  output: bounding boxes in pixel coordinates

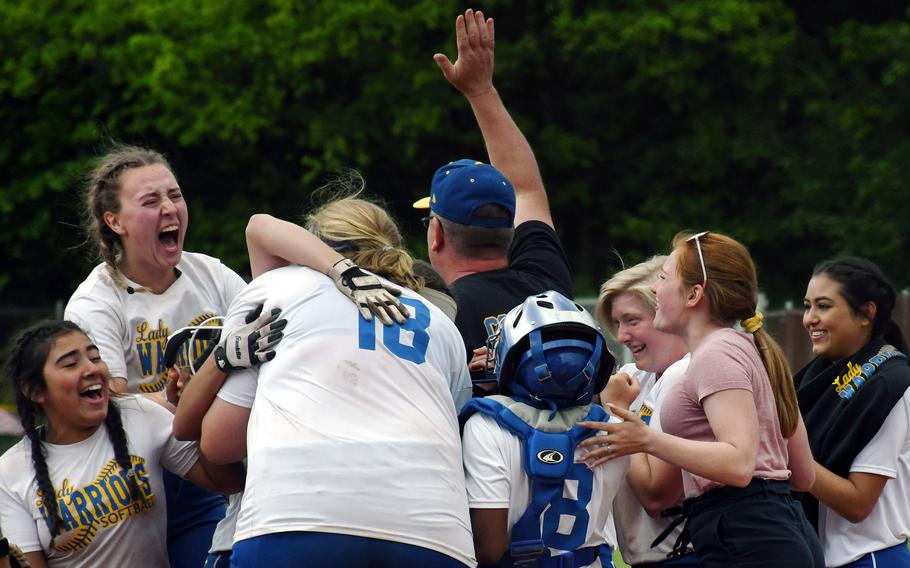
[672,231,799,438]
[596,256,666,339]
[307,197,423,291]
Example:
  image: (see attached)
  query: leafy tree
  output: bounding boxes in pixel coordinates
[2,0,909,312]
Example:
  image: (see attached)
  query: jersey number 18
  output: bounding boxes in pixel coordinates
[358,297,431,364]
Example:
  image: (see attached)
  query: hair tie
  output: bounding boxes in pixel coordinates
[742,311,764,333]
[381,244,394,252]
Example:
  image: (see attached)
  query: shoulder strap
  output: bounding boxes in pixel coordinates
[463,399,610,567]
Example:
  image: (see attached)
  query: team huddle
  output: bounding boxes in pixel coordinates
[1,8,909,568]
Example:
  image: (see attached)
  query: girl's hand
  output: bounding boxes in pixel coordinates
[166,366,191,405]
[599,372,640,409]
[469,346,492,373]
[577,404,653,468]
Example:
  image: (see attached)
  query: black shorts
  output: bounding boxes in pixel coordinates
[685,479,823,568]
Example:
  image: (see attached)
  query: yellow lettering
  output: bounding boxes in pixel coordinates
[135,321,149,342]
[833,362,862,394]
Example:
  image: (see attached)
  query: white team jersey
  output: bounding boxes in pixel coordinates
[819,388,910,567]
[216,266,475,566]
[65,252,246,393]
[611,356,691,565]
[462,407,630,568]
[0,396,199,567]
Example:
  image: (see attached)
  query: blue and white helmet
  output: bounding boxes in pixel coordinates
[489,291,614,409]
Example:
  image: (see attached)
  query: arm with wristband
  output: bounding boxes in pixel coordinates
[172,304,285,441]
[246,213,408,325]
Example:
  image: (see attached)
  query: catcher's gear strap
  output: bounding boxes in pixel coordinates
[461,395,594,433]
[460,397,608,567]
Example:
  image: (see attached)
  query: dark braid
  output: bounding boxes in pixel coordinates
[813,257,908,352]
[21,402,64,541]
[104,400,145,504]
[5,321,84,543]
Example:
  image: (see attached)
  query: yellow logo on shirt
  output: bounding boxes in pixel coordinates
[638,403,654,426]
[483,313,507,338]
[36,456,155,552]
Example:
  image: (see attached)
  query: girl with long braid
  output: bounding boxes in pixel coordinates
[796,257,910,567]
[0,321,245,567]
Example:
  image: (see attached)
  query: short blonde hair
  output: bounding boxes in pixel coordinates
[595,256,666,338]
[307,196,424,291]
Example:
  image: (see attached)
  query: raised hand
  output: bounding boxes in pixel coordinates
[599,372,641,409]
[433,8,495,98]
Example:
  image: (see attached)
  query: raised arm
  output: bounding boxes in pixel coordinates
[434,9,552,228]
[245,214,408,324]
[246,213,343,279]
[172,356,229,441]
[173,304,285,441]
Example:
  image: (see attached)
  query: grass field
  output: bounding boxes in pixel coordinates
[613,548,630,567]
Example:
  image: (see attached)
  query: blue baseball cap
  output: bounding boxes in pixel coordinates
[413,159,515,228]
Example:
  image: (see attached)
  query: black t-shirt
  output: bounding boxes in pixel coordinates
[450,221,573,382]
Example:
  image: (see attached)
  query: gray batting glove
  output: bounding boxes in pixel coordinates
[328,258,409,325]
[214,304,287,372]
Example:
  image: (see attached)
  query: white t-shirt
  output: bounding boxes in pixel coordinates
[65,252,246,393]
[818,388,910,567]
[462,402,630,568]
[0,396,199,567]
[215,266,475,566]
[611,357,691,565]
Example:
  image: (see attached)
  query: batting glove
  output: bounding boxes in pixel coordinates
[328,258,409,325]
[214,304,287,372]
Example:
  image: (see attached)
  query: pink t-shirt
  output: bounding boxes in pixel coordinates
[660,327,790,498]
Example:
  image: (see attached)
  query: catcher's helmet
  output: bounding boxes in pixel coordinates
[489,291,614,409]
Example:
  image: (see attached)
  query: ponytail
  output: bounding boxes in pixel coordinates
[672,231,799,437]
[307,194,424,291]
[751,327,799,437]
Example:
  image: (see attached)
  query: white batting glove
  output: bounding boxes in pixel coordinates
[214,304,287,372]
[328,258,409,325]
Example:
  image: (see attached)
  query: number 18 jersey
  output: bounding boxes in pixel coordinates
[217,266,474,566]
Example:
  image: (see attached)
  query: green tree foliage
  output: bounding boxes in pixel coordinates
[1,0,909,307]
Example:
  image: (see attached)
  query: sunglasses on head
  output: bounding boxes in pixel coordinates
[686,231,710,288]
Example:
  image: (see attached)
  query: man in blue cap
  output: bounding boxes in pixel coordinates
[415,9,573,389]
